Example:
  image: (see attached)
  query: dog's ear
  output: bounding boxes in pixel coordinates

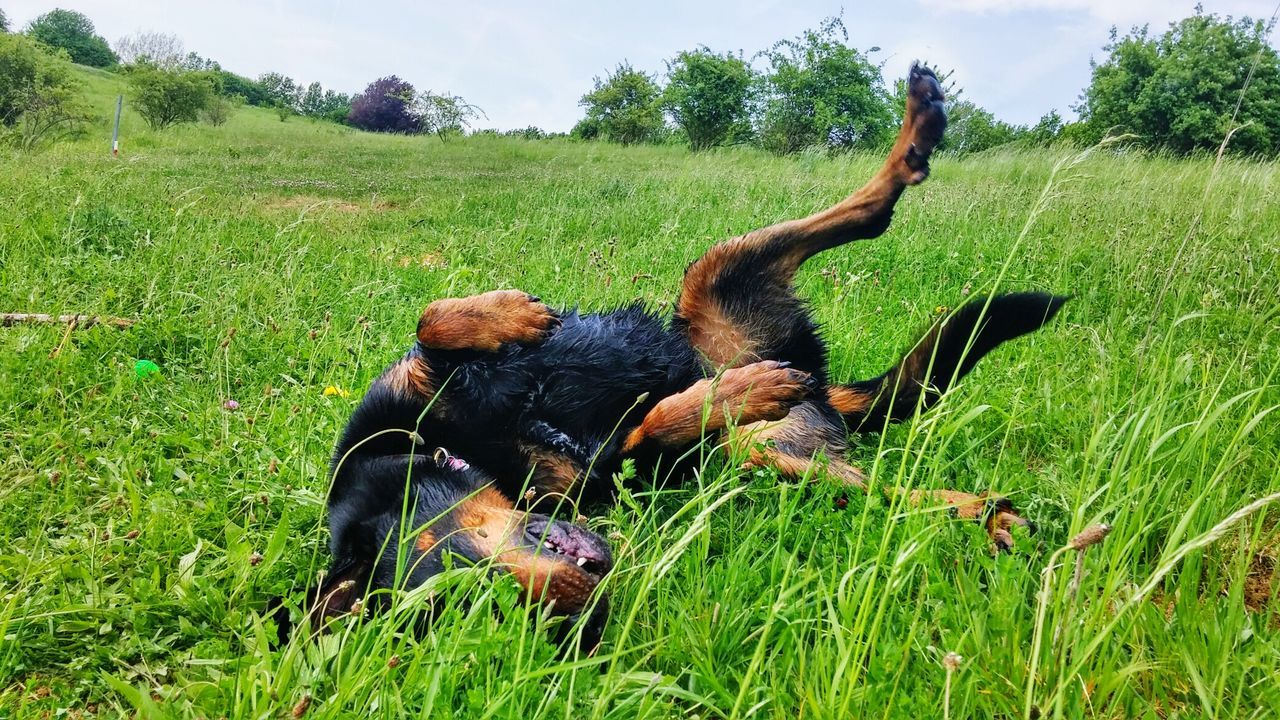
[270,557,373,646]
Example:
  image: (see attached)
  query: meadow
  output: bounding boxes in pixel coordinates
[1,68,1278,719]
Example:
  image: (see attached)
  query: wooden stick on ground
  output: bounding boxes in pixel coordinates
[1,313,136,329]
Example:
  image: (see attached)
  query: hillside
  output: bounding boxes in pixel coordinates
[1,68,1278,718]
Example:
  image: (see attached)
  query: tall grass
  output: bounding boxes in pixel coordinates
[0,69,1277,718]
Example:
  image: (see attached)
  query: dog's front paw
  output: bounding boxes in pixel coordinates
[485,290,559,345]
[717,360,814,424]
[417,289,558,352]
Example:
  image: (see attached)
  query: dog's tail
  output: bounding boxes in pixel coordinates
[828,292,1068,430]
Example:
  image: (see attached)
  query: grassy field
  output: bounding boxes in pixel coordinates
[1,67,1278,719]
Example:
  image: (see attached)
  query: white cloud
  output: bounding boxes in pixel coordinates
[936,0,1278,27]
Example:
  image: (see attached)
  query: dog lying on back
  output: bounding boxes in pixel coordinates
[281,65,1066,649]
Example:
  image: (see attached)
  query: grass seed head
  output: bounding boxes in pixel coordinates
[291,693,311,718]
[943,652,964,671]
[1069,523,1112,551]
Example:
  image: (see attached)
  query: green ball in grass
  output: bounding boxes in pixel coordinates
[134,359,161,379]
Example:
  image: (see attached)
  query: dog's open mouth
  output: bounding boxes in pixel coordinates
[523,516,613,578]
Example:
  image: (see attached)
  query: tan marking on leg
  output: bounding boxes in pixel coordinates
[826,385,874,417]
[417,290,556,352]
[740,444,869,490]
[676,242,761,366]
[415,528,436,553]
[621,361,810,453]
[904,489,1030,549]
[908,489,986,519]
[381,355,435,400]
[520,444,585,497]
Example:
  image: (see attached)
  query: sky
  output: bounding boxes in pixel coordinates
[5,0,1279,131]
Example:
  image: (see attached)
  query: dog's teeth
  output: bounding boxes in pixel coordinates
[576,557,588,567]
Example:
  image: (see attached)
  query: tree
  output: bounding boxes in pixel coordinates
[347,76,419,133]
[129,66,213,129]
[578,62,664,145]
[942,101,1023,154]
[1078,10,1280,155]
[293,82,349,122]
[1,9,10,33]
[757,16,893,153]
[317,89,351,123]
[25,9,117,67]
[114,31,184,68]
[179,51,218,72]
[0,33,92,149]
[299,81,324,116]
[416,91,485,140]
[258,72,301,112]
[1025,110,1064,145]
[570,116,602,140]
[504,126,549,140]
[663,47,754,150]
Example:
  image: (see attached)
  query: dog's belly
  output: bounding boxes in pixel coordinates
[429,304,702,494]
[521,306,702,438]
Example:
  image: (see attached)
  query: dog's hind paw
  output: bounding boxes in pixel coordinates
[910,489,1033,552]
[899,63,947,185]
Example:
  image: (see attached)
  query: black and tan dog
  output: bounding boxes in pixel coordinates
[286,65,1066,648]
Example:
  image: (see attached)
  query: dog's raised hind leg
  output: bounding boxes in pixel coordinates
[675,64,947,371]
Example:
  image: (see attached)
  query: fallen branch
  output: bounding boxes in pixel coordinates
[1,313,136,329]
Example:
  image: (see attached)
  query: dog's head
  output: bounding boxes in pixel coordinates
[281,453,612,650]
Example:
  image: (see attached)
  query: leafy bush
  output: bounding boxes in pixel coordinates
[504,126,548,140]
[212,70,270,107]
[417,91,485,140]
[1024,110,1065,146]
[663,48,755,150]
[129,66,213,129]
[1078,10,1280,155]
[570,116,602,140]
[201,94,236,126]
[757,16,893,153]
[25,9,117,68]
[0,33,91,149]
[347,76,419,133]
[578,63,664,145]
